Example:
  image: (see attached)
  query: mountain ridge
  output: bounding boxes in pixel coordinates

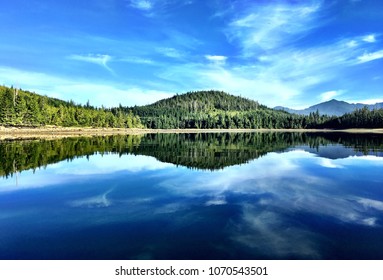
[275,99,383,116]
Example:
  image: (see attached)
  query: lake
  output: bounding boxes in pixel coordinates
[1,132,383,259]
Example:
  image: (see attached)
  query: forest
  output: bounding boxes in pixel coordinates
[1,86,382,129]
[0,86,142,128]
[316,107,383,129]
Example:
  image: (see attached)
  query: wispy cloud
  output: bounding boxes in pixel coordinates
[156,47,185,59]
[126,0,194,17]
[362,34,377,43]
[205,55,227,65]
[68,54,114,73]
[357,50,383,63]
[320,90,343,102]
[348,98,383,104]
[120,56,154,64]
[226,2,322,54]
[358,198,383,211]
[128,0,152,10]
[346,40,358,48]
[57,154,174,175]
[69,189,113,208]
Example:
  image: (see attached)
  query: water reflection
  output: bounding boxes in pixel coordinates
[1,132,383,177]
[0,133,383,259]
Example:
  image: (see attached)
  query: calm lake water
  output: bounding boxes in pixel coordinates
[1,132,383,259]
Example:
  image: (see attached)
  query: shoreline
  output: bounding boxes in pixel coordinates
[1,126,383,140]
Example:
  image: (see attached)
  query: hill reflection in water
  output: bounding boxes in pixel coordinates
[1,132,383,177]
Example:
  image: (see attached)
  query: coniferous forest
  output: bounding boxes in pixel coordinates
[0,86,142,128]
[1,86,382,129]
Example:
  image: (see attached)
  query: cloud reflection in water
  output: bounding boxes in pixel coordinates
[1,147,383,259]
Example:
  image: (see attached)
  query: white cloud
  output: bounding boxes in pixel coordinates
[226,2,322,54]
[55,154,174,175]
[358,198,383,211]
[357,50,383,63]
[205,195,227,206]
[157,47,185,59]
[120,57,154,64]
[346,40,358,48]
[319,158,343,169]
[205,55,227,65]
[68,54,113,73]
[347,98,383,104]
[362,34,376,43]
[128,0,152,10]
[320,90,343,102]
[69,189,113,208]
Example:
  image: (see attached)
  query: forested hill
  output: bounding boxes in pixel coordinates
[128,90,383,129]
[128,90,327,129]
[0,86,142,128]
[145,90,264,111]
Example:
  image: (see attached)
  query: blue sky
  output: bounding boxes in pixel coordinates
[0,0,382,108]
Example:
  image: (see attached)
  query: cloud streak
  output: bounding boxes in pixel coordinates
[128,0,153,10]
[357,50,383,63]
[205,55,227,65]
[156,47,185,59]
[226,1,322,54]
[362,34,377,43]
[320,90,343,102]
[68,54,114,73]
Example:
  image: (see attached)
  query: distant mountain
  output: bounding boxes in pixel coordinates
[275,99,383,116]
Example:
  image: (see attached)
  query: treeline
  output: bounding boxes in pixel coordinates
[0,86,143,128]
[1,86,382,129]
[318,107,383,129]
[128,90,332,129]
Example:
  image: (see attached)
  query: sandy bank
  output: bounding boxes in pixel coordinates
[1,126,383,140]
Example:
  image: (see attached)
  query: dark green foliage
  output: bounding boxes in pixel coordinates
[128,90,331,129]
[319,107,383,129]
[0,86,143,128]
